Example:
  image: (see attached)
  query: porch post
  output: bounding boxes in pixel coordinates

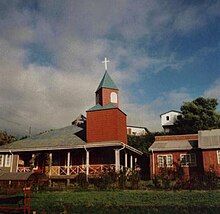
[10,153,13,173]
[118,150,121,170]
[125,153,128,168]
[67,152,70,176]
[134,157,137,167]
[86,150,89,180]
[49,153,52,176]
[16,155,19,172]
[130,155,133,169]
[115,149,120,172]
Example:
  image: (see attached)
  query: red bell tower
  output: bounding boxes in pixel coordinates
[86,58,127,144]
[95,71,119,108]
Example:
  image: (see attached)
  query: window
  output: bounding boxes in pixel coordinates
[110,92,117,103]
[166,116,169,121]
[157,155,173,167]
[217,150,220,164]
[180,154,196,167]
[96,94,99,104]
[5,154,11,167]
[0,155,4,167]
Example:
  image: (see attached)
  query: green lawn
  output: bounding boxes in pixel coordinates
[31,190,220,214]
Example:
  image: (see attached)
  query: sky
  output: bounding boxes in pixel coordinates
[0,0,220,137]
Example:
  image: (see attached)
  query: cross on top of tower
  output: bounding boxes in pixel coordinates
[102,57,110,71]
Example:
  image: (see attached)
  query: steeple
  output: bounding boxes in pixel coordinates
[96,71,118,92]
[95,71,119,107]
[86,58,127,144]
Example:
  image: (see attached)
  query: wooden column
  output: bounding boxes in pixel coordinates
[115,149,120,172]
[67,152,71,186]
[49,153,52,176]
[86,150,90,180]
[134,157,137,167]
[10,154,13,173]
[67,152,70,175]
[125,153,128,168]
[16,154,19,172]
[130,155,133,169]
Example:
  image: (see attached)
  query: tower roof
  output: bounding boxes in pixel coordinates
[96,71,118,92]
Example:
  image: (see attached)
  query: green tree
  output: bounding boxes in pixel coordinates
[173,97,220,134]
[127,132,155,155]
[0,130,16,145]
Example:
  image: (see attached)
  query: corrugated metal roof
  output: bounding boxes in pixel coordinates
[0,125,86,151]
[96,71,118,92]
[198,129,220,149]
[149,140,198,151]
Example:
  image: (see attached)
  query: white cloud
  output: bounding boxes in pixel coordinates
[0,0,219,136]
[121,88,192,132]
[204,78,220,100]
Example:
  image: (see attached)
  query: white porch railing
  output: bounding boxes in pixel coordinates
[17,164,127,177]
[17,167,32,172]
[48,164,116,176]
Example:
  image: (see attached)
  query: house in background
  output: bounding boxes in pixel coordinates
[127,125,149,136]
[0,67,143,185]
[149,134,202,179]
[160,110,183,133]
[199,129,220,177]
[149,129,220,179]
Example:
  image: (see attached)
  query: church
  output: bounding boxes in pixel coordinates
[0,58,143,184]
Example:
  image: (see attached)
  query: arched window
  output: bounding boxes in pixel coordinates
[111,92,117,103]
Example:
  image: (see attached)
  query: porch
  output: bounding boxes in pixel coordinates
[16,145,141,179]
[17,164,121,178]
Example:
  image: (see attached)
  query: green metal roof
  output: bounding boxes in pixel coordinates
[0,125,86,151]
[96,71,118,92]
[87,103,117,112]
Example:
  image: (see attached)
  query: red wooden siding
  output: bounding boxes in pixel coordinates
[87,108,127,144]
[96,88,119,107]
[202,150,220,177]
[150,150,203,179]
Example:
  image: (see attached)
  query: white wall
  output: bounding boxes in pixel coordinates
[127,127,147,136]
[161,111,182,127]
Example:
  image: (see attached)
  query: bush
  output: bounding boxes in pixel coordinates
[118,168,127,189]
[202,169,219,190]
[129,169,141,190]
[75,173,89,189]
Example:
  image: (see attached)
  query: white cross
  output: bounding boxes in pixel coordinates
[102,57,110,71]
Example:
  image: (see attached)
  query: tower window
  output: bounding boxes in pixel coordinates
[110,92,117,103]
[166,116,169,121]
[96,94,99,104]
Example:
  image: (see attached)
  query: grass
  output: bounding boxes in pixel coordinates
[31,190,220,213]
